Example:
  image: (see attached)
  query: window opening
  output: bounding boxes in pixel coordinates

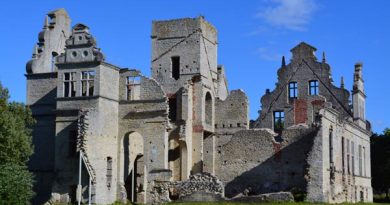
[81,71,95,96]
[64,72,76,97]
[309,80,319,95]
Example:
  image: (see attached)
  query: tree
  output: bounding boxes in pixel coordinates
[371,128,390,201]
[0,82,35,204]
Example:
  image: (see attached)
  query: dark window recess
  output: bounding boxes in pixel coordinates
[342,137,345,173]
[273,111,285,132]
[168,97,177,121]
[205,92,212,125]
[289,82,298,98]
[106,157,112,189]
[309,80,319,95]
[68,130,77,157]
[171,56,180,80]
[329,128,333,168]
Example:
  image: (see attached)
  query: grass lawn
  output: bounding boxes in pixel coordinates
[166,203,390,205]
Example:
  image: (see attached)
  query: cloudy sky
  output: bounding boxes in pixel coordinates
[0,0,389,133]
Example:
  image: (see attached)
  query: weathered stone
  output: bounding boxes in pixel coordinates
[26,9,372,205]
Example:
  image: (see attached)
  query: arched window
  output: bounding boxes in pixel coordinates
[205,92,212,125]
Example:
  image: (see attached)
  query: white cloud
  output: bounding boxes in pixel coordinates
[257,0,317,31]
[258,47,282,61]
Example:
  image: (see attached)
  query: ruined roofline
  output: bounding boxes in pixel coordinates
[47,8,69,18]
[151,15,214,27]
[151,16,217,38]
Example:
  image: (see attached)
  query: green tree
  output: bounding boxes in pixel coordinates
[0,82,35,204]
[371,128,390,201]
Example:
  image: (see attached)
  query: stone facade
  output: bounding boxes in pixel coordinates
[26,9,372,204]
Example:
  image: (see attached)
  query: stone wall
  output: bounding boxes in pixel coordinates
[215,90,249,133]
[26,72,58,204]
[215,127,319,198]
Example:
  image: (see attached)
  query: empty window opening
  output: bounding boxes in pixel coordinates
[64,72,76,97]
[126,76,141,100]
[342,137,345,173]
[359,145,362,176]
[205,92,212,125]
[351,141,355,175]
[347,139,350,174]
[51,52,58,72]
[363,146,366,176]
[273,111,285,132]
[237,123,241,127]
[289,82,298,98]
[171,56,180,80]
[81,71,95,97]
[329,127,333,167]
[106,157,113,189]
[168,97,177,121]
[68,130,77,157]
[309,80,319,95]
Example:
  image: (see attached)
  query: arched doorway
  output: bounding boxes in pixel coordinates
[121,132,144,203]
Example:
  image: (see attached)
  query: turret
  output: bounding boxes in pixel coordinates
[352,62,366,129]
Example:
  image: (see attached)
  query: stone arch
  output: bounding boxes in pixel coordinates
[120,131,145,203]
[205,92,213,125]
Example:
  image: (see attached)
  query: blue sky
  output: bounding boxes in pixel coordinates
[0,0,389,133]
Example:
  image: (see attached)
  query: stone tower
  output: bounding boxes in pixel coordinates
[151,16,218,95]
[26,9,70,74]
[150,17,221,179]
[352,62,366,128]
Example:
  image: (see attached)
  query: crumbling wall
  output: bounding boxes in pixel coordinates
[215,90,249,132]
[118,75,170,204]
[149,173,224,204]
[216,127,319,198]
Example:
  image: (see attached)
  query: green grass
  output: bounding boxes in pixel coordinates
[167,203,389,205]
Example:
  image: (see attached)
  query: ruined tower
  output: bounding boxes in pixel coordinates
[150,17,224,179]
[352,63,367,129]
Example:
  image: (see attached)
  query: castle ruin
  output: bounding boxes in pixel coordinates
[26,9,373,204]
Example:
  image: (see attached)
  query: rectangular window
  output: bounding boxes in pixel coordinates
[106,157,112,189]
[64,72,76,97]
[342,137,345,173]
[81,71,95,97]
[126,76,141,100]
[309,80,319,96]
[347,139,350,174]
[273,111,285,132]
[359,145,362,176]
[68,130,77,157]
[351,141,355,175]
[363,146,366,177]
[171,56,180,80]
[168,97,177,121]
[289,82,298,98]
[329,128,333,166]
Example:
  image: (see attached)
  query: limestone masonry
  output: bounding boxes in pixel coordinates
[26,9,373,204]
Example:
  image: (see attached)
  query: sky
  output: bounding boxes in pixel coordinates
[0,0,389,133]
